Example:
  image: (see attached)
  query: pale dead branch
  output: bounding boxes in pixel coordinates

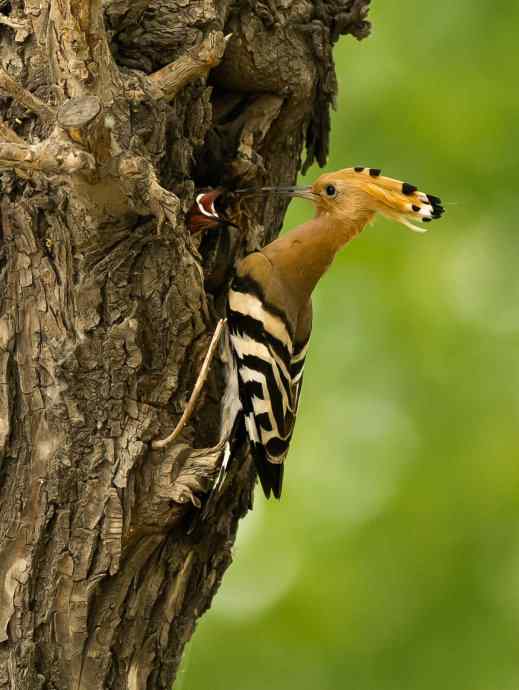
[147,32,231,102]
[0,66,56,122]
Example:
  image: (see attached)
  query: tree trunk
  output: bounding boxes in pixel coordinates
[0,1,370,688]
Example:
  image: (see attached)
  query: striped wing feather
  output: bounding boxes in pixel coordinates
[228,280,308,498]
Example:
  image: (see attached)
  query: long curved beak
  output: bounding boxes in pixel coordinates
[234,185,316,200]
[259,185,315,200]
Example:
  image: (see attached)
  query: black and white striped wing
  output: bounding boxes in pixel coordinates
[227,282,306,498]
[290,335,309,414]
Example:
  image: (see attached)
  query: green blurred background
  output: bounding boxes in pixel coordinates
[183,2,519,689]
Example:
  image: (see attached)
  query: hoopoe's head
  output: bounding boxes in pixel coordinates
[262,167,444,233]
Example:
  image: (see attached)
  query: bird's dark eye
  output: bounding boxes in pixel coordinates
[324,184,337,198]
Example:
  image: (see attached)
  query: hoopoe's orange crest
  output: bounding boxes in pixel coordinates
[305,167,444,232]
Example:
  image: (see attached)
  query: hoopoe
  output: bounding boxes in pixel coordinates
[192,167,444,499]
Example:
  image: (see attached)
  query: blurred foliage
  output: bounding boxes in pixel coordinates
[182,2,519,689]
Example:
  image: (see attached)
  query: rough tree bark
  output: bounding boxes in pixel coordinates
[0,1,370,688]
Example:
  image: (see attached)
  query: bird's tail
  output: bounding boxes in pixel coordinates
[346,167,444,232]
